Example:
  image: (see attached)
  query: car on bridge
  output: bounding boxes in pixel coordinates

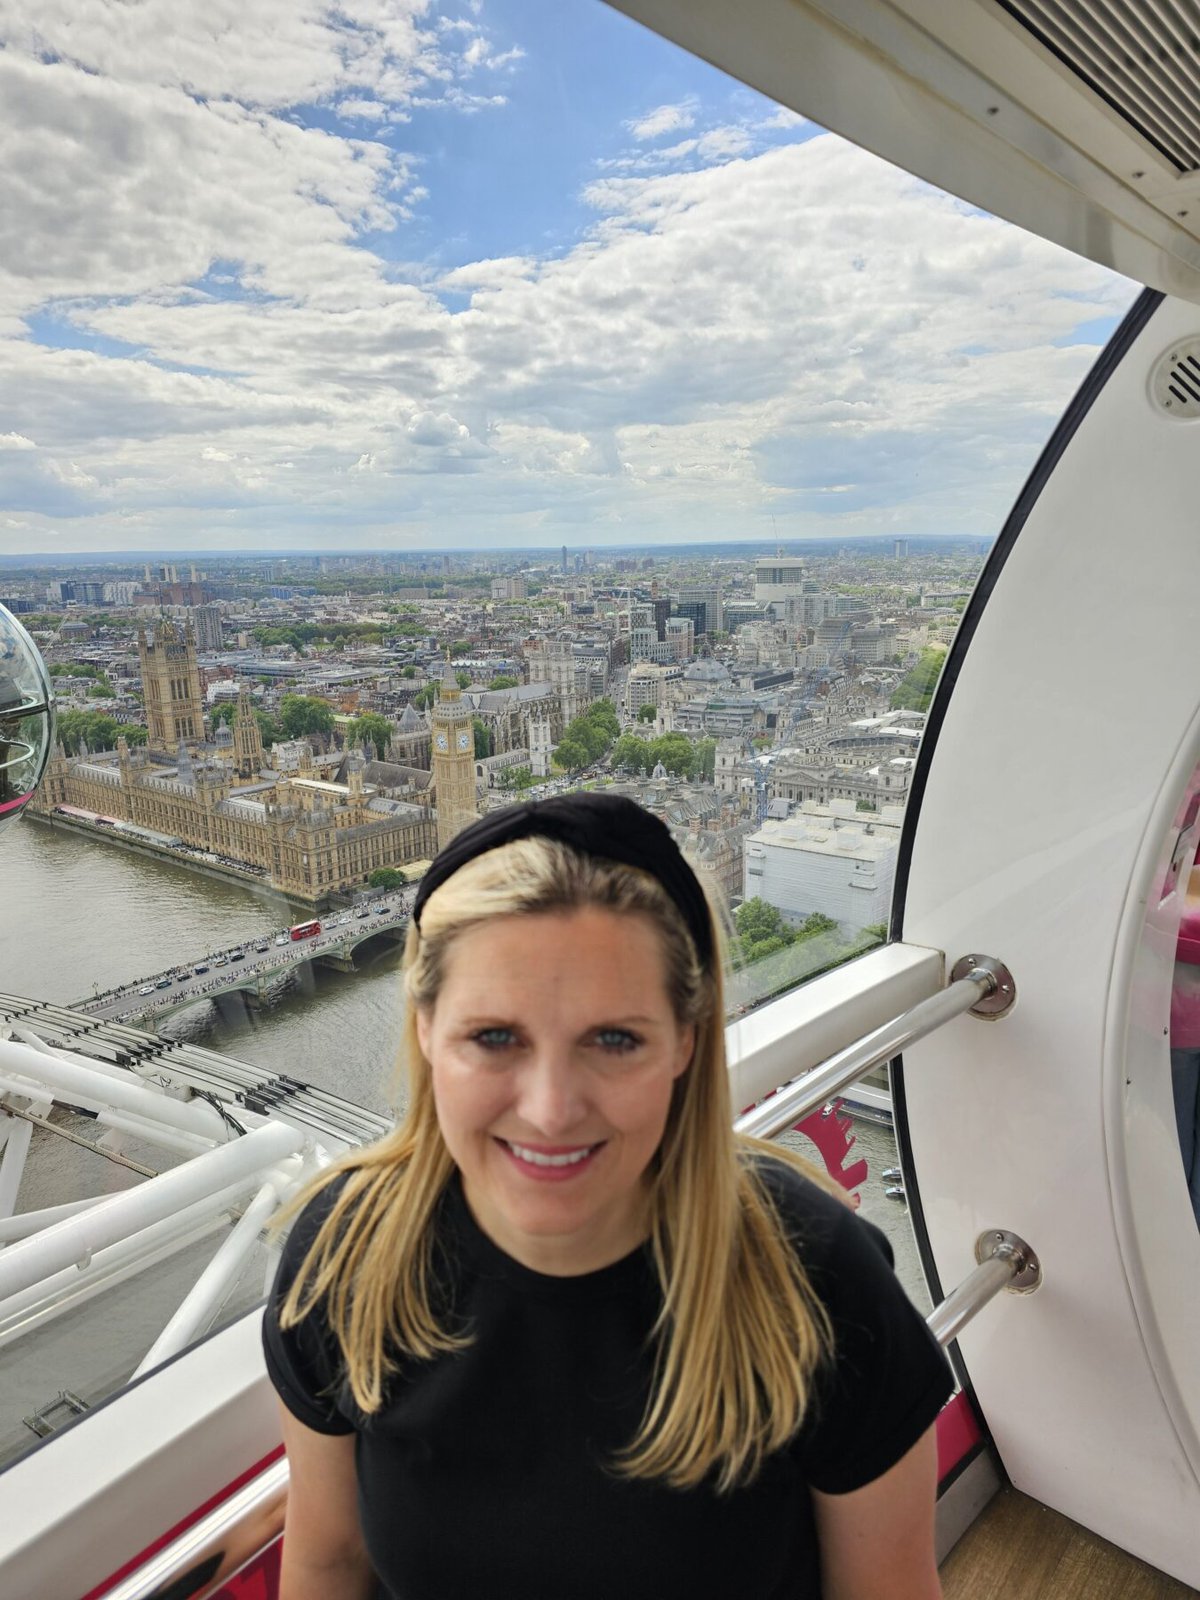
[254,942,269,952]
[137,984,155,995]
[193,964,209,975]
[155,977,171,989]
[213,956,228,966]
[230,951,246,962]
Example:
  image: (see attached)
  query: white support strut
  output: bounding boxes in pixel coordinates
[0,1036,229,1142]
[0,1119,307,1304]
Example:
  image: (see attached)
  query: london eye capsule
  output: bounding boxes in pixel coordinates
[0,604,56,837]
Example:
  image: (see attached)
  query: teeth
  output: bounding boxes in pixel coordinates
[506,1142,594,1168]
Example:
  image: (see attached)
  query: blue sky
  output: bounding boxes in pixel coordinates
[0,0,1134,554]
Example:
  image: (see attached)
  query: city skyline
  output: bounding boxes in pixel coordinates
[1,1,1135,557]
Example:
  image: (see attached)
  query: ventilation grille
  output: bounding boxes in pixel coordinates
[1149,337,1200,417]
[996,0,1200,173]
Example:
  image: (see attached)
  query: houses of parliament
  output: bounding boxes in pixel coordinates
[31,621,479,900]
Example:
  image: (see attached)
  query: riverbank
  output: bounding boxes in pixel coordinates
[30,811,315,907]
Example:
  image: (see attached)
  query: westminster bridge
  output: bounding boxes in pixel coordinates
[70,891,413,1026]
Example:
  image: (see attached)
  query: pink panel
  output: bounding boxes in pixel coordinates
[936,1390,983,1483]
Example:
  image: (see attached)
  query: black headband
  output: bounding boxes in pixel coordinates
[411,792,714,968]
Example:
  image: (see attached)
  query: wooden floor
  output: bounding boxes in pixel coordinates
[940,1489,1199,1599]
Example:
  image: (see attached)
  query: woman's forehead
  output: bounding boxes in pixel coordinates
[435,907,672,1006]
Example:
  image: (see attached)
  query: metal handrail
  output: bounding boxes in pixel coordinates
[733,965,997,1140]
[927,1232,1041,1347]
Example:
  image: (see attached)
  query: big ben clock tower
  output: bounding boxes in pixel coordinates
[431,661,479,851]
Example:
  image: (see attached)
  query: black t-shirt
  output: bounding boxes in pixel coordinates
[262,1159,953,1599]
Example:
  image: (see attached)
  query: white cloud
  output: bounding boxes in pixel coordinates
[626,99,697,142]
[0,8,1135,555]
[0,0,441,115]
[761,107,806,131]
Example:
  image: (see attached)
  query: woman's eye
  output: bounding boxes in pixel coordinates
[595,1029,641,1053]
[470,1028,515,1050]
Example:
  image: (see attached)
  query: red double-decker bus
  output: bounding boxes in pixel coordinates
[289,919,321,941]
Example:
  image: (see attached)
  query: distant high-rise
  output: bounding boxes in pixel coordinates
[677,583,723,636]
[562,544,568,574]
[893,538,909,559]
[192,603,224,653]
[754,559,805,617]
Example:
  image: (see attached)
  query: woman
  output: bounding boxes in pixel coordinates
[264,793,952,1599]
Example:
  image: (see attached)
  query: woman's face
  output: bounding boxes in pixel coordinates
[417,906,695,1276]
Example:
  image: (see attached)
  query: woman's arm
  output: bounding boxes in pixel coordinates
[811,1423,942,1600]
[277,1402,376,1600]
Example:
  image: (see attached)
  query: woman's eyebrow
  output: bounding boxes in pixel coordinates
[454,1012,662,1028]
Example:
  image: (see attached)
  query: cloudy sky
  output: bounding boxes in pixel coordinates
[0,0,1135,556]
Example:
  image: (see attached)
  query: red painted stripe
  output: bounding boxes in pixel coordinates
[0,791,32,816]
[80,1444,285,1600]
[936,1390,983,1482]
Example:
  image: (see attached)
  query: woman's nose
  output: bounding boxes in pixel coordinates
[515,1052,586,1135]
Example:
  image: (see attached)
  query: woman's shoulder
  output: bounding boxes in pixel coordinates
[743,1146,895,1275]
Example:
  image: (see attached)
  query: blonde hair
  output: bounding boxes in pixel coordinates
[278,837,837,1492]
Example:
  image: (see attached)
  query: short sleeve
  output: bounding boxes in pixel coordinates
[795,1201,954,1494]
[262,1179,355,1436]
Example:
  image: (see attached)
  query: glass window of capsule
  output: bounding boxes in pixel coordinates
[0,605,56,834]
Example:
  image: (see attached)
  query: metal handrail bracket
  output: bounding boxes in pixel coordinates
[735,960,1004,1141]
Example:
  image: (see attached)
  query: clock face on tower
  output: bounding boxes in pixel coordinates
[434,731,448,752]
[456,730,471,752]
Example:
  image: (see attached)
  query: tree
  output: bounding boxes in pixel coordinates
[735,897,790,947]
[692,737,717,782]
[279,693,336,739]
[401,666,416,678]
[455,670,472,690]
[798,912,838,938]
[55,710,121,754]
[473,717,491,759]
[368,867,407,891]
[611,733,651,773]
[554,735,590,773]
[646,732,694,776]
[412,684,438,712]
[890,647,946,713]
[556,700,620,771]
[346,712,393,761]
[210,702,236,729]
[488,675,518,690]
[636,703,657,723]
